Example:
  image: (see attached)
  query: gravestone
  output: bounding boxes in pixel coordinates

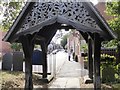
[2,53,13,71]
[32,50,43,65]
[13,51,23,71]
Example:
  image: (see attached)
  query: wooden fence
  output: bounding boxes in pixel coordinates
[101,48,118,58]
[81,48,118,61]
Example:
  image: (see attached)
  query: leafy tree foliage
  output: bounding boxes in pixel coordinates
[0,1,25,51]
[106,2,120,63]
[102,2,120,48]
[0,0,25,31]
[102,40,118,48]
[11,43,22,51]
[60,34,69,49]
[106,2,120,39]
[106,2,120,16]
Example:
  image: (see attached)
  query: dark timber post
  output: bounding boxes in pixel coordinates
[93,33,101,90]
[40,40,47,78]
[117,42,120,64]
[20,35,34,89]
[88,36,93,79]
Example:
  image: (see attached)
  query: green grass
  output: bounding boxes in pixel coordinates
[0,71,45,89]
[112,84,120,90]
[0,71,25,89]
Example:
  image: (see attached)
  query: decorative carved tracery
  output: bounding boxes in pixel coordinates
[17,2,100,34]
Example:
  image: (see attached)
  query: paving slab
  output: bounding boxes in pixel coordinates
[57,61,87,78]
[49,78,67,88]
[48,60,88,88]
[34,52,88,89]
[65,78,80,88]
[49,77,80,88]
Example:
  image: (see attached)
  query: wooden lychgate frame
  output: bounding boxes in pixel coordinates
[3,1,117,90]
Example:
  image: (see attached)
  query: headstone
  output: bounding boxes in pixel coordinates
[32,50,43,65]
[13,51,23,71]
[2,53,13,71]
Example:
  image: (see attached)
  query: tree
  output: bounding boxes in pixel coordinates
[106,2,120,39]
[61,34,69,49]
[101,2,120,48]
[0,1,25,51]
[11,43,22,51]
[0,0,25,31]
[106,2,120,63]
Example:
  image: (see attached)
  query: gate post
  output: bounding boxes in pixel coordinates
[88,36,93,79]
[40,40,47,78]
[93,33,101,90]
[20,35,34,89]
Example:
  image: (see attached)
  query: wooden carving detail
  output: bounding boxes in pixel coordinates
[18,2,100,33]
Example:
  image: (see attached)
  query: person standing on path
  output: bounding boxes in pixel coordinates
[68,48,73,61]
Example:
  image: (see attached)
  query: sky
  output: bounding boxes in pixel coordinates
[90,0,98,5]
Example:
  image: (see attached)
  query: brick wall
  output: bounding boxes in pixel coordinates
[95,2,114,21]
[0,31,12,55]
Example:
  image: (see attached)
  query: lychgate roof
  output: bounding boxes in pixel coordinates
[3,1,117,43]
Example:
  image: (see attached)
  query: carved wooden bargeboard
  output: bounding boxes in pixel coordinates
[16,2,101,35]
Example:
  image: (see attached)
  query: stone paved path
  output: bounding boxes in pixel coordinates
[48,60,88,88]
[34,59,88,89]
[57,60,87,77]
